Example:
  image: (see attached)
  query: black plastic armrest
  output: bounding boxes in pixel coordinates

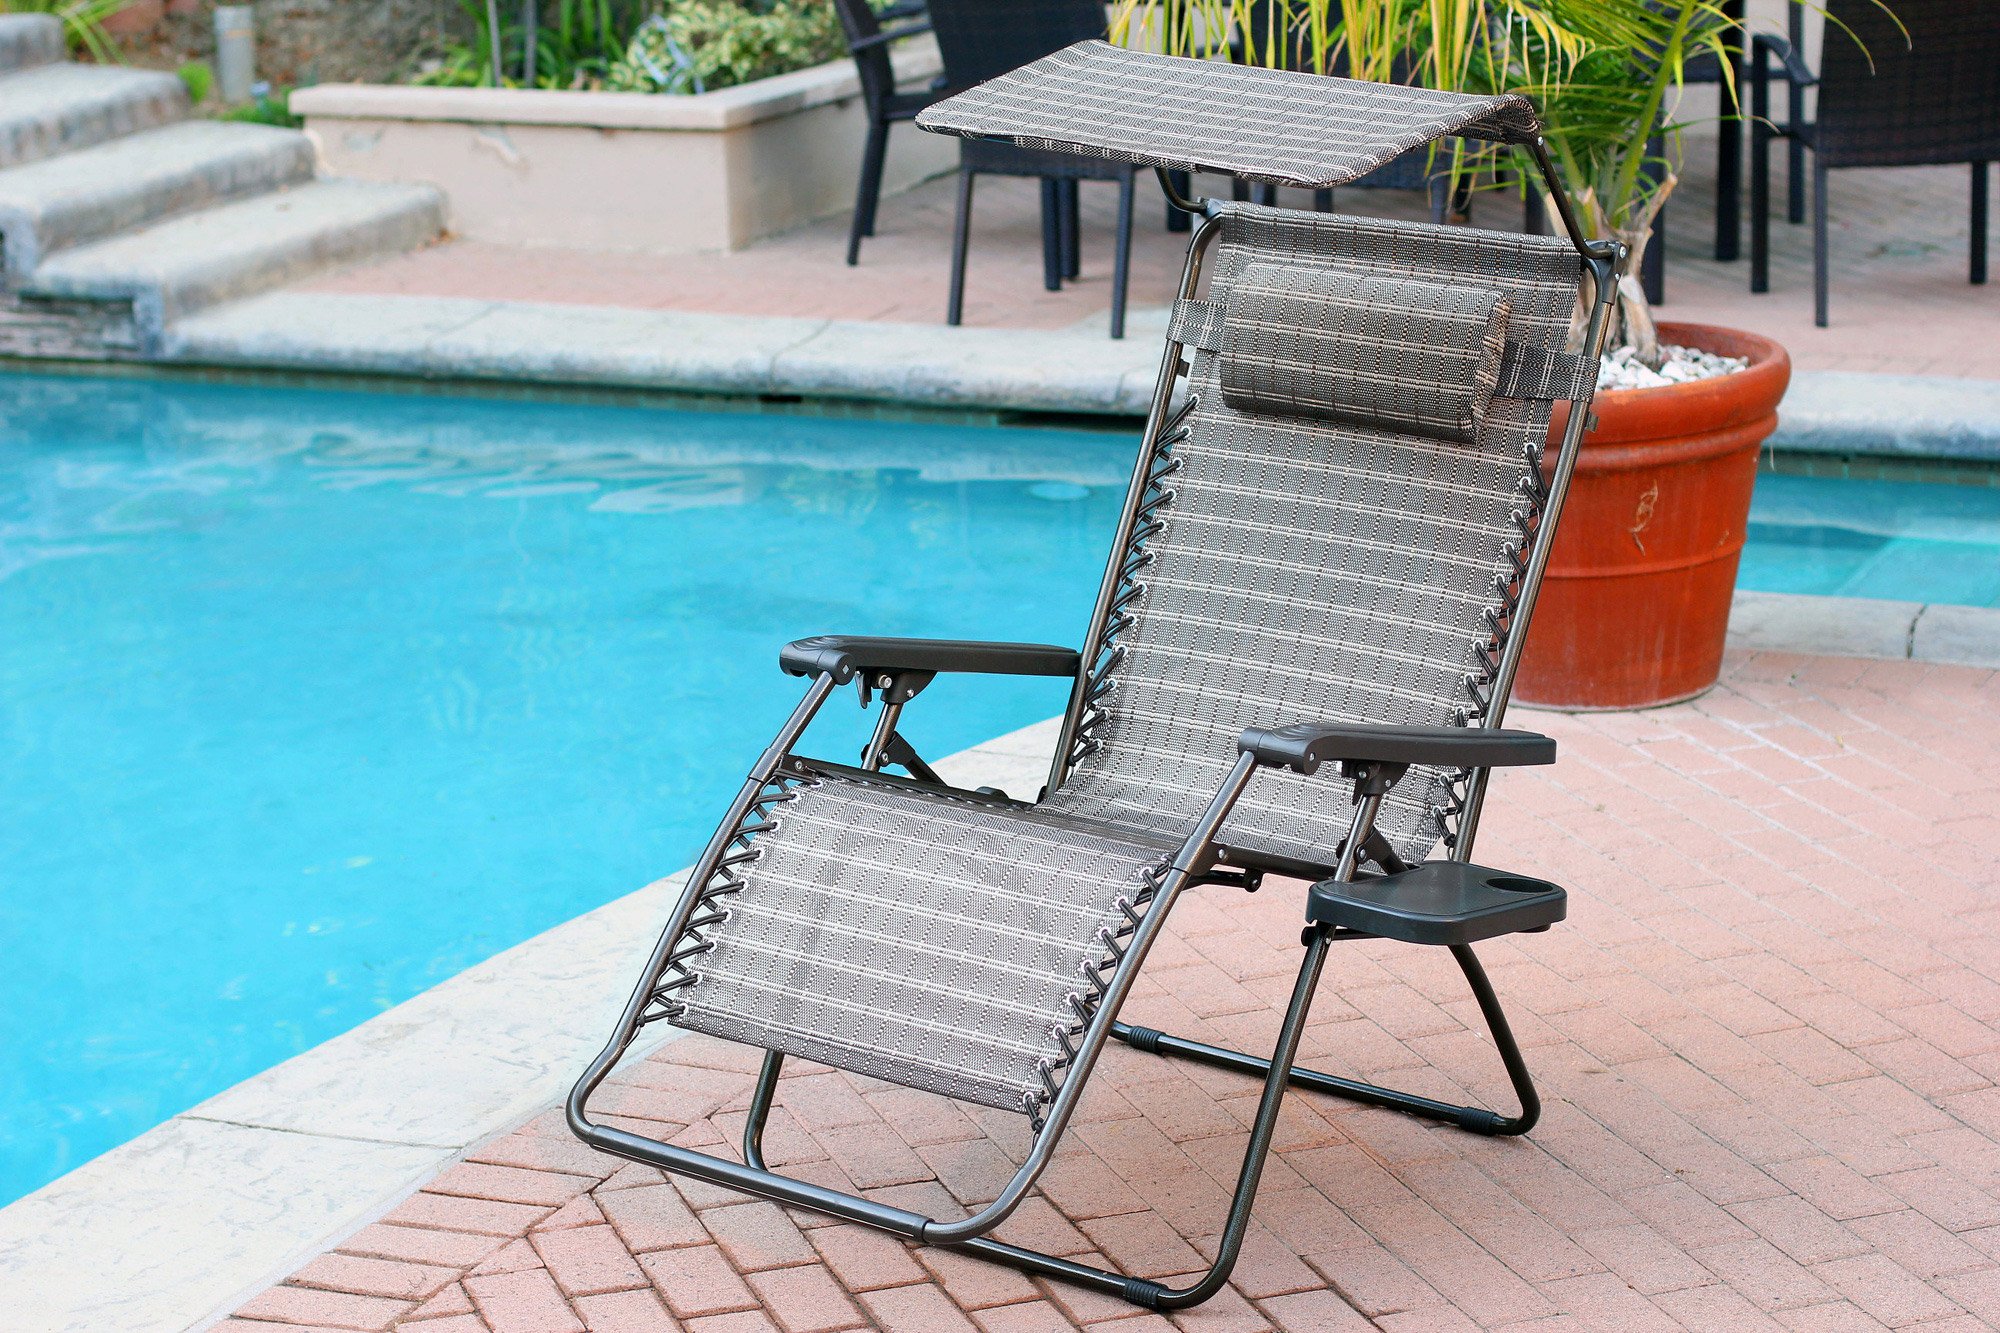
[1751,32,1816,87]
[780,635,1080,685]
[1239,722,1557,776]
[849,21,929,52]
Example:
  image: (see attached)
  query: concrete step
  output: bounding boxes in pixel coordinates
[22,178,445,351]
[0,14,64,75]
[0,63,188,171]
[0,121,316,275]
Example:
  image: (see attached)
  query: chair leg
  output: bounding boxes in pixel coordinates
[1165,168,1192,233]
[1313,188,1332,212]
[574,923,1339,1313]
[846,120,889,266]
[1813,157,1830,327]
[1750,99,1771,292]
[1109,173,1134,341]
[1062,179,1081,281]
[1974,161,1990,287]
[1112,940,1541,1136]
[1643,200,1666,306]
[1039,178,1063,292]
[1714,90,1741,261]
[1254,182,1277,208]
[743,1049,783,1170]
[1786,79,1806,224]
[947,169,974,326]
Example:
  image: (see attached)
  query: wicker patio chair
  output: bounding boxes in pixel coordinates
[926,0,1139,338]
[832,0,953,266]
[570,41,1623,1312]
[1750,0,1999,325]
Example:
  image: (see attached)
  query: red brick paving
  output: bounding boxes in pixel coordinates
[231,652,2000,1330]
[302,145,1998,380]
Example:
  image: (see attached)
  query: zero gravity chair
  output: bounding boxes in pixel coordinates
[570,41,1624,1313]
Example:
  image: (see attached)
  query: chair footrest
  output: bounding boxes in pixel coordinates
[1307,862,1566,946]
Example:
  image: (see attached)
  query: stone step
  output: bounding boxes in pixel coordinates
[21,178,444,351]
[0,14,64,75]
[0,63,188,171]
[0,121,316,275]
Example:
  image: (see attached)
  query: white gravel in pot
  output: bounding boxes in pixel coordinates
[1597,343,1749,391]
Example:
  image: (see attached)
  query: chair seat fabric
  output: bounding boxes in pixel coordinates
[673,774,1176,1114]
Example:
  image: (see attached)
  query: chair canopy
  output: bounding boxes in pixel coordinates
[917,40,1541,190]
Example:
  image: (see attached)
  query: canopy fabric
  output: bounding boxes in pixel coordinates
[917,40,1542,189]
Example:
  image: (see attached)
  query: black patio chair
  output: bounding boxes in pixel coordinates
[926,0,1138,338]
[570,40,1624,1313]
[833,0,955,266]
[1672,0,1748,263]
[1750,0,1999,325]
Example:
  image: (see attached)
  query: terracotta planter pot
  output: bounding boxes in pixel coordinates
[1514,322,1792,711]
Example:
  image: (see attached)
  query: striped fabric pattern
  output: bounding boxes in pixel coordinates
[673,206,1589,1117]
[674,777,1175,1114]
[1055,206,1583,868]
[1219,262,1509,444]
[916,40,1542,189]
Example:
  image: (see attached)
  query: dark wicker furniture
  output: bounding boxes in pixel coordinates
[832,0,953,266]
[1751,0,1999,325]
[926,0,1139,338]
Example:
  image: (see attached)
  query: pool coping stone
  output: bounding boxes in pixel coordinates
[154,290,2000,458]
[0,729,1059,1333]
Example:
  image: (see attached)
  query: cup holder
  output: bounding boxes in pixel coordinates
[1308,861,1568,945]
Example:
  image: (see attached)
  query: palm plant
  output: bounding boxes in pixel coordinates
[1,0,139,63]
[1107,0,1845,360]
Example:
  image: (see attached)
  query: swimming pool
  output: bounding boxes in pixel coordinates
[1742,471,2000,607]
[4,371,1997,1208]
[0,373,1135,1205]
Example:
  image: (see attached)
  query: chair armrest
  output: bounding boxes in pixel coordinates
[849,21,929,52]
[1239,722,1557,776]
[1752,32,1816,87]
[781,635,1080,684]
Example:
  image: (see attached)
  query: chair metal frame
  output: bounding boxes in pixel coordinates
[568,137,1619,1310]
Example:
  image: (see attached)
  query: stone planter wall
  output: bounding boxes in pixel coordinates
[290,41,957,255]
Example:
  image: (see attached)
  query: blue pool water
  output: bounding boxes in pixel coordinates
[0,373,1135,1205]
[4,372,1998,1208]
[1741,472,2000,607]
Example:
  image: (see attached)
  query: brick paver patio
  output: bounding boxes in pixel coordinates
[303,138,1997,381]
[222,651,2000,1332]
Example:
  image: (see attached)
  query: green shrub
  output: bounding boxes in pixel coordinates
[605,0,846,95]
[178,59,214,105]
[220,84,303,129]
[413,1,857,94]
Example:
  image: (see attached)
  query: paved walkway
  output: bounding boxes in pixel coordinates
[222,651,2000,1332]
[302,138,1998,381]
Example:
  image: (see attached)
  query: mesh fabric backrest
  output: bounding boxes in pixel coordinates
[1048,206,1583,867]
[1817,0,2000,168]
